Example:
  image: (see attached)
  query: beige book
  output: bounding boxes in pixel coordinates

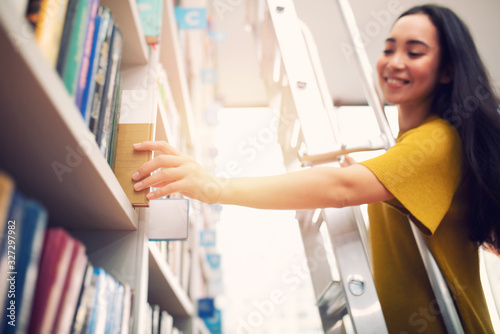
[113,90,155,207]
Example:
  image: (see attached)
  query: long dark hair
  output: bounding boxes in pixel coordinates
[399,5,500,254]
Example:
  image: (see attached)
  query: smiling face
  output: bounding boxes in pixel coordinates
[376,14,448,111]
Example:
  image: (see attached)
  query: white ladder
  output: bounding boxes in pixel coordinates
[247,0,465,333]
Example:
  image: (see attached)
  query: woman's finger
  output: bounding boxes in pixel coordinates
[132,155,185,181]
[134,168,183,191]
[133,141,183,156]
[146,180,185,200]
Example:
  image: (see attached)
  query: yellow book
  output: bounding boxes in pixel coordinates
[114,90,156,207]
[35,0,69,67]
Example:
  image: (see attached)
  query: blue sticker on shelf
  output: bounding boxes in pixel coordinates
[206,253,221,269]
[204,309,222,334]
[198,298,215,318]
[200,229,216,247]
[174,7,207,29]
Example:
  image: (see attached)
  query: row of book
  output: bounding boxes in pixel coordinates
[144,303,184,334]
[152,239,192,293]
[26,0,124,167]
[0,172,133,333]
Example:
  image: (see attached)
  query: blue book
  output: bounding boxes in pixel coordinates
[81,7,103,125]
[88,8,114,136]
[88,267,108,333]
[3,199,48,334]
[0,191,25,329]
[75,0,101,114]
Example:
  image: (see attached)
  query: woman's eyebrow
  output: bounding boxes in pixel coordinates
[385,37,430,48]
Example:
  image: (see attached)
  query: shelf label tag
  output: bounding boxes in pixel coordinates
[174,7,207,29]
[147,198,189,240]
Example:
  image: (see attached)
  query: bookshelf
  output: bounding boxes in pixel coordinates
[0,0,137,231]
[0,0,215,332]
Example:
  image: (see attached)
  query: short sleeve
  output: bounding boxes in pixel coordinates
[360,118,462,234]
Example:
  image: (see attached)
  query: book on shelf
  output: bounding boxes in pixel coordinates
[28,228,77,334]
[160,310,174,334]
[0,190,26,328]
[71,262,96,333]
[56,0,91,98]
[137,0,163,44]
[0,171,14,258]
[120,282,133,333]
[74,0,100,112]
[113,89,156,206]
[28,0,70,67]
[152,304,160,334]
[3,198,48,334]
[52,237,88,334]
[180,240,191,291]
[84,6,112,129]
[107,72,123,169]
[88,8,115,137]
[95,24,123,158]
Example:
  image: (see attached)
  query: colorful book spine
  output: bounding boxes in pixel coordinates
[107,72,123,169]
[137,0,163,44]
[60,0,91,98]
[52,238,87,334]
[33,0,70,67]
[88,11,114,136]
[113,90,156,206]
[5,199,48,334]
[81,6,104,125]
[0,190,25,330]
[75,0,100,113]
[28,228,76,334]
[95,25,123,157]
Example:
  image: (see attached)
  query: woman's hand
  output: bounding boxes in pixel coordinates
[131,141,224,203]
[340,155,356,168]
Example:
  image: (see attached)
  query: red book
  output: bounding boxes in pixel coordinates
[28,228,76,334]
[52,237,87,333]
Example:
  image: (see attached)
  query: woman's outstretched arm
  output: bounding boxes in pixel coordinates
[132,141,393,210]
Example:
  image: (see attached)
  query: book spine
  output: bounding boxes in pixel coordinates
[61,0,90,98]
[75,0,100,113]
[95,25,123,156]
[108,72,123,169]
[113,89,155,206]
[11,200,48,334]
[88,11,114,136]
[34,0,69,67]
[80,6,102,125]
[56,0,78,76]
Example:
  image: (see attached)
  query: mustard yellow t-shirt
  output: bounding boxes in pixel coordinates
[360,115,494,333]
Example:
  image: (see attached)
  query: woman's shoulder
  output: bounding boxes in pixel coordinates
[398,115,461,147]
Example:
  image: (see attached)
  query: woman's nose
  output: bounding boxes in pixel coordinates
[388,52,405,70]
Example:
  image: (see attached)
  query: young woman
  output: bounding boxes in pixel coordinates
[131,5,500,333]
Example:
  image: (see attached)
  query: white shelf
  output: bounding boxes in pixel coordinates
[148,243,194,317]
[101,0,149,66]
[0,2,137,230]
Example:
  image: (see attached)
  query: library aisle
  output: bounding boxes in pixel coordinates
[213,108,324,333]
